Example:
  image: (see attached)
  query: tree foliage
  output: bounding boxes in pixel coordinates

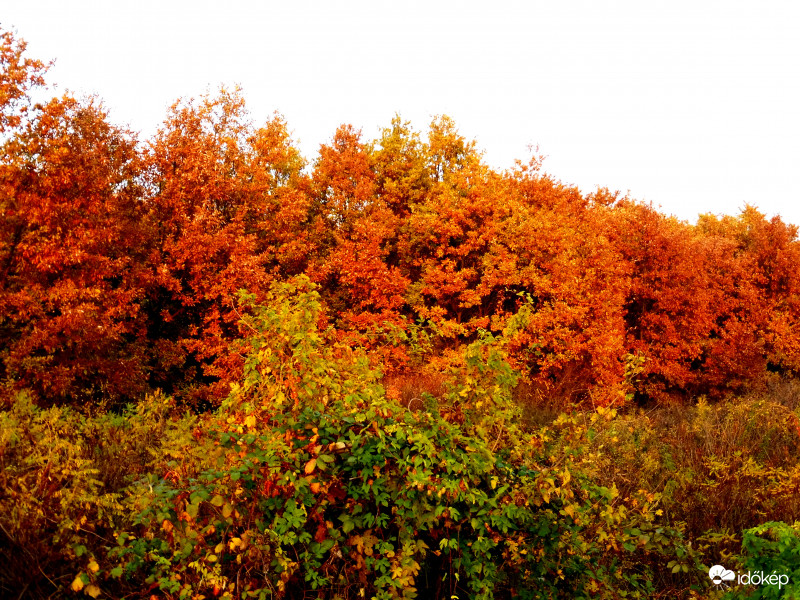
[4,25,800,598]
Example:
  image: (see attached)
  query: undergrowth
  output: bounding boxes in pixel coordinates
[2,277,799,599]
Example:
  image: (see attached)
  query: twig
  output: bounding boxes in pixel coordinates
[15,582,29,600]
[231,301,260,336]
[37,564,58,595]
[491,420,505,452]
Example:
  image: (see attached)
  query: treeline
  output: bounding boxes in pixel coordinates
[6,28,800,600]
[2,28,800,411]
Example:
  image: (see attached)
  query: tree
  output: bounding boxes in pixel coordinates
[0,95,149,405]
[498,170,629,406]
[310,125,410,368]
[368,115,431,218]
[143,89,312,406]
[611,202,766,402]
[0,28,49,136]
[698,206,800,376]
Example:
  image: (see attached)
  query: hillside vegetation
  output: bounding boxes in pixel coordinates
[3,29,800,599]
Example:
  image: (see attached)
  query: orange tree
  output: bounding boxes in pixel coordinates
[142,89,311,406]
[308,124,410,369]
[0,28,49,135]
[388,130,630,407]
[495,169,629,407]
[609,201,769,402]
[394,116,494,342]
[0,94,149,406]
[698,206,800,377]
[368,115,431,220]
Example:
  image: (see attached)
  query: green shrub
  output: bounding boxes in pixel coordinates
[724,521,800,599]
[96,277,695,599]
[1,276,703,599]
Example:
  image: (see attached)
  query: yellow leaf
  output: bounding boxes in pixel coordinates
[245,415,256,429]
[88,560,99,573]
[86,584,101,598]
[71,576,84,592]
[222,503,233,518]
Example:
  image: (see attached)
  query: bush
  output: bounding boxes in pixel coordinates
[1,276,706,599]
[724,521,800,599]
[92,277,696,599]
[0,391,201,598]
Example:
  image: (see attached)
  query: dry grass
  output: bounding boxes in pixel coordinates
[511,379,566,428]
[382,370,447,413]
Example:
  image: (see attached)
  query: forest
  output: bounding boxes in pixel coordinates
[2,27,800,599]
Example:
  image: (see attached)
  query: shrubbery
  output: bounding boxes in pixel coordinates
[2,277,708,599]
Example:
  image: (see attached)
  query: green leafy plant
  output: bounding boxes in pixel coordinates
[725,521,800,600]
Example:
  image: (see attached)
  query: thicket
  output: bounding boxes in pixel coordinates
[3,28,800,599]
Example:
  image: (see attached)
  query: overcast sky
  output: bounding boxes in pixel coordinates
[4,0,800,226]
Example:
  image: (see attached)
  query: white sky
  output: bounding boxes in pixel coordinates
[4,0,800,226]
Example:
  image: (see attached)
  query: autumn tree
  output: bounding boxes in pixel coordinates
[0,28,49,136]
[605,201,768,402]
[309,125,410,367]
[491,168,629,406]
[368,115,431,218]
[0,95,149,405]
[698,206,800,377]
[393,117,494,339]
[143,89,311,406]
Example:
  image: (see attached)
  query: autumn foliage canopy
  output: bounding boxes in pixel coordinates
[2,27,800,412]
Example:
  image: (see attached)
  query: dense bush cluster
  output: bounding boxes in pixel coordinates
[3,28,800,599]
[1,276,701,599]
[4,275,800,598]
